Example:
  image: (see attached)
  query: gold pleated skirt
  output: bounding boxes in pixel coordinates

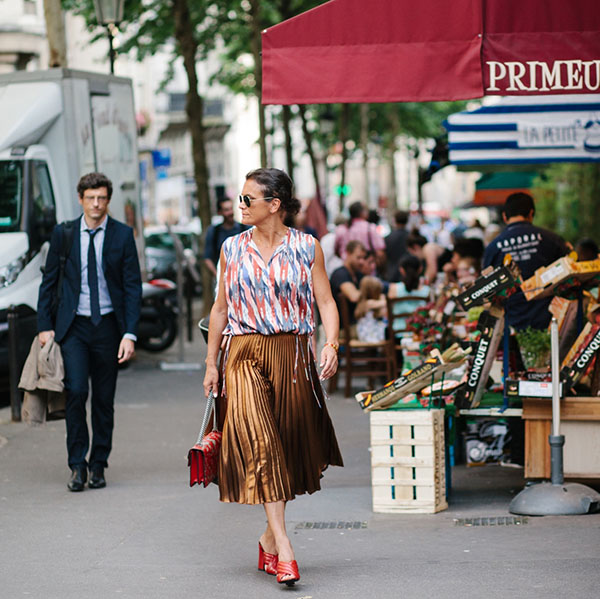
[218,333,343,505]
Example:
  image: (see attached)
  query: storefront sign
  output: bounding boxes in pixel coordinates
[561,324,600,391]
[486,60,600,94]
[455,265,518,310]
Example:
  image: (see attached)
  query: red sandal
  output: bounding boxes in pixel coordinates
[258,542,278,575]
[276,560,300,586]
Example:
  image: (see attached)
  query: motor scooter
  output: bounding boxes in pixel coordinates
[137,279,178,352]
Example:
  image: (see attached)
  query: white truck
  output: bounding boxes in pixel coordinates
[0,68,143,382]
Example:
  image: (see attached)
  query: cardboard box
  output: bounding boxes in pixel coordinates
[356,350,468,411]
[455,264,520,311]
[455,308,505,408]
[521,256,600,301]
[505,378,561,398]
[560,323,600,392]
[357,355,441,411]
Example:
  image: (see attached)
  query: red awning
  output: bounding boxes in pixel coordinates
[262,0,600,104]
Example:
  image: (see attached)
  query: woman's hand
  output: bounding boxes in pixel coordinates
[203,363,220,397]
[319,344,338,380]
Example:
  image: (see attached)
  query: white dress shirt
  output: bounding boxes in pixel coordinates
[77,216,136,341]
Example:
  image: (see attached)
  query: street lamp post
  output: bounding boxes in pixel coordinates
[93,0,124,74]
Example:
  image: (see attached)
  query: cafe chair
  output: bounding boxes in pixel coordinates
[329,295,396,397]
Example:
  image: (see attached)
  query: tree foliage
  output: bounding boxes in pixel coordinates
[533,162,600,244]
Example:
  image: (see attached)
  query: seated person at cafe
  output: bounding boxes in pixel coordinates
[355,276,388,343]
[442,237,484,285]
[455,255,481,286]
[330,240,367,327]
[388,254,431,333]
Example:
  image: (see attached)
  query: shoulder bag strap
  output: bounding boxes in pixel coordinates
[195,390,217,444]
[52,221,75,316]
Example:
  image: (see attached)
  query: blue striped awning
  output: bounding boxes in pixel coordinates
[444,94,600,165]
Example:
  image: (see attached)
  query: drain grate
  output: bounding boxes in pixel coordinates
[454,516,529,527]
[295,521,367,530]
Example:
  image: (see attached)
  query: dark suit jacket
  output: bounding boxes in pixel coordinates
[37,216,142,343]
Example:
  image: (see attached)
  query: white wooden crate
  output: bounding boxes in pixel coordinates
[370,409,447,514]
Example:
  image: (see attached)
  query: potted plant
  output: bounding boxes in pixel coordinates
[515,327,552,371]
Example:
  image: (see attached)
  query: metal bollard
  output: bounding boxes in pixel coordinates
[7,306,22,422]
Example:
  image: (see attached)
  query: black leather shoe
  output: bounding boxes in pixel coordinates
[88,467,106,489]
[67,466,87,492]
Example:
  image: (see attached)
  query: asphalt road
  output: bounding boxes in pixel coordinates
[1,339,599,598]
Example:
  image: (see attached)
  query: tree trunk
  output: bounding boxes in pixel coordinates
[43,0,67,67]
[338,103,350,213]
[282,105,294,179]
[173,0,213,314]
[387,109,400,225]
[360,103,371,207]
[249,0,267,167]
[298,104,322,203]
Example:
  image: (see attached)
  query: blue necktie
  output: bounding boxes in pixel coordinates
[87,229,101,326]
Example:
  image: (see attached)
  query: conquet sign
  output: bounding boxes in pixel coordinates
[486,60,600,94]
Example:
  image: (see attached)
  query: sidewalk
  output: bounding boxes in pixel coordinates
[1,336,599,598]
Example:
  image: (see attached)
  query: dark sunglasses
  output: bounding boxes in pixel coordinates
[238,194,276,208]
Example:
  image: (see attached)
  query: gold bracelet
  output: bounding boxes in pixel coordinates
[324,342,339,352]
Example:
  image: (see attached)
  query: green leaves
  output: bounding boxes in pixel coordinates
[516,327,551,370]
[533,163,600,245]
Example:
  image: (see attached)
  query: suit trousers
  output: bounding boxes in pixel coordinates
[60,314,120,469]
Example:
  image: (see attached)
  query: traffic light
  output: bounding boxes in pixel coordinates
[334,183,352,196]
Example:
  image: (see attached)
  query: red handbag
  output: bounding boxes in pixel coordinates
[188,390,222,487]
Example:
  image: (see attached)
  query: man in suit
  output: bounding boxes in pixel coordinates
[37,172,142,492]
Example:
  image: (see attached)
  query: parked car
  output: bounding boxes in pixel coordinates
[143,224,202,295]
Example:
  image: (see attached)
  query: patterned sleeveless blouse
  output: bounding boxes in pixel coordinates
[222,227,316,336]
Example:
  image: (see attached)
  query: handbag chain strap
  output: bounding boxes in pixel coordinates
[196,390,217,445]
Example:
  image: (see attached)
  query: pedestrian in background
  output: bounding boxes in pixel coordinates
[484,192,569,469]
[484,192,569,331]
[320,215,347,276]
[334,201,386,268]
[37,172,142,492]
[203,168,343,587]
[203,197,249,278]
[385,210,410,282]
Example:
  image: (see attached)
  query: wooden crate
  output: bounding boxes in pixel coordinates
[370,409,447,514]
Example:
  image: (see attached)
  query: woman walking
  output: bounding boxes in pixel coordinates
[203,168,343,586]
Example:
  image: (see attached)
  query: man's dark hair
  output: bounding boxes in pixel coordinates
[345,239,366,255]
[367,209,380,225]
[349,201,365,222]
[394,210,409,226]
[245,168,300,215]
[503,192,535,219]
[77,172,113,199]
[454,237,484,261]
[406,233,427,249]
[576,238,599,261]
[216,197,232,212]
